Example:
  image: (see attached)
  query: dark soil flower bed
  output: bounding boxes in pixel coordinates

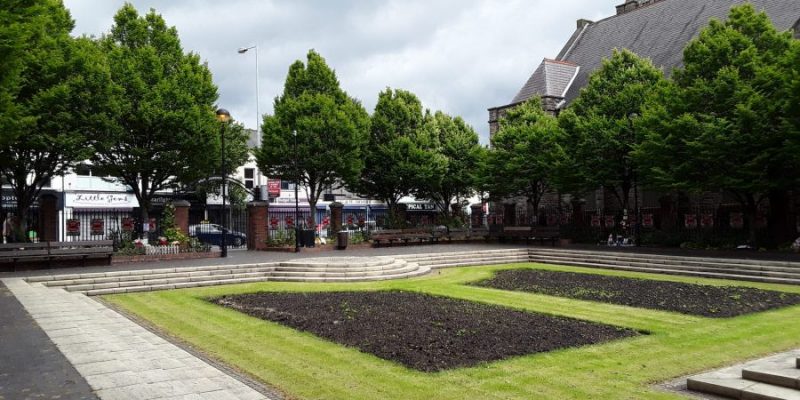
[473,269,800,318]
[213,291,638,372]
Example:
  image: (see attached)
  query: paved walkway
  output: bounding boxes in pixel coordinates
[0,281,98,400]
[3,278,272,400]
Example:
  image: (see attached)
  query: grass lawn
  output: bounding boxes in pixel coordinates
[104,263,800,400]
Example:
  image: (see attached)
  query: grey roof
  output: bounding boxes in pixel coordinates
[511,59,579,104]
[508,0,800,106]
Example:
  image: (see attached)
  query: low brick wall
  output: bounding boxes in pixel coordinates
[112,251,220,264]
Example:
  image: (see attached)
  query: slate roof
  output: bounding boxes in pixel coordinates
[506,0,800,106]
[511,59,579,104]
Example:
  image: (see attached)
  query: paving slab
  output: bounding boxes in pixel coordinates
[0,281,98,400]
[2,278,274,400]
[687,349,800,399]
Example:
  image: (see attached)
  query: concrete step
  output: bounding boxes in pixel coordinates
[64,271,275,292]
[273,260,409,273]
[525,257,800,285]
[269,265,431,283]
[398,250,529,262]
[82,275,273,296]
[412,255,530,266]
[742,364,800,390]
[527,254,800,280]
[688,376,800,400]
[425,257,530,270]
[527,248,800,269]
[270,263,421,278]
[45,265,277,288]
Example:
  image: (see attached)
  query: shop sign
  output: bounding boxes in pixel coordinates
[67,192,138,209]
[90,219,104,235]
[406,203,436,211]
[67,219,80,236]
[267,179,281,197]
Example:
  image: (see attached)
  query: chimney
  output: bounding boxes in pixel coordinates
[577,19,593,29]
[616,0,640,15]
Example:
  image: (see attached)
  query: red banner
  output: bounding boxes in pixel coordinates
[122,217,134,231]
[700,213,714,228]
[346,215,354,225]
[642,214,654,228]
[591,215,601,227]
[729,213,744,229]
[67,219,80,236]
[357,215,365,227]
[270,216,279,228]
[267,179,281,197]
[322,216,330,227]
[546,215,557,226]
[684,214,697,229]
[604,215,615,228]
[285,216,294,228]
[91,219,104,235]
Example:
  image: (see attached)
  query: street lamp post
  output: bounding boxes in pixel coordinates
[628,112,641,247]
[237,45,261,188]
[293,129,300,252]
[216,108,231,257]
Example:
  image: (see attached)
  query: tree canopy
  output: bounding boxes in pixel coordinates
[562,49,666,211]
[0,0,114,231]
[484,98,565,218]
[92,4,242,230]
[256,50,369,226]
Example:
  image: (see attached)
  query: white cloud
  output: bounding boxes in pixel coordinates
[63,0,616,143]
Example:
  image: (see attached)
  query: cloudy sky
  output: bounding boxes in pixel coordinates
[62,0,613,143]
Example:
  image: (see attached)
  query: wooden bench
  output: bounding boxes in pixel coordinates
[531,226,560,246]
[0,240,114,271]
[500,226,535,243]
[371,229,436,246]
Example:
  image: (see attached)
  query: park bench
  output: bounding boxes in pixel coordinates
[500,226,535,243]
[531,226,560,246]
[468,227,494,241]
[0,240,114,271]
[431,227,447,243]
[446,227,470,241]
[371,229,437,246]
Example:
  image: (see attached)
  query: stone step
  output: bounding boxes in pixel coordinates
[527,248,800,269]
[273,260,408,273]
[527,250,800,274]
[398,250,529,262]
[269,265,431,283]
[82,275,273,296]
[688,376,800,400]
[527,255,800,280]
[525,257,800,285]
[45,265,277,288]
[742,364,800,390]
[64,270,275,292]
[270,263,421,278]
[412,255,530,266]
[425,257,530,270]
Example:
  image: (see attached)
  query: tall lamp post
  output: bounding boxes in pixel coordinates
[293,129,300,252]
[216,108,231,257]
[237,45,261,188]
[628,112,641,247]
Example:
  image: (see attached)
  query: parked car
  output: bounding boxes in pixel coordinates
[188,223,246,247]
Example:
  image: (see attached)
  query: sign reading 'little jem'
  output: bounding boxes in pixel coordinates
[66,192,139,209]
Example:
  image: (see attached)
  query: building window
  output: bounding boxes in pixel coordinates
[244,168,254,189]
[281,181,291,190]
[75,163,92,176]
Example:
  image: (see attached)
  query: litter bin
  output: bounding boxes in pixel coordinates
[337,231,348,250]
[302,229,316,248]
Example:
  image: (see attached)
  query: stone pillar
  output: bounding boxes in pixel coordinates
[504,203,517,226]
[571,199,585,226]
[470,204,484,228]
[330,202,344,233]
[247,201,269,250]
[173,200,191,235]
[39,194,58,242]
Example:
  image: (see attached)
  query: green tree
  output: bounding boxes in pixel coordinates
[484,99,565,220]
[416,111,481,221]
[358,88,441,225]
[0,1,114,235]
[92,4,241,234]
[635,4,797,244]
[256,50,369,227]
[562,49,666,213]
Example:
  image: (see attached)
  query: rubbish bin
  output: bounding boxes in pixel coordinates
[337,231,348,250]
[302,229,316,248]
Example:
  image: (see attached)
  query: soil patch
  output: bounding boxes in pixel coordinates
[212,291,638,372]
[473,269,800,318]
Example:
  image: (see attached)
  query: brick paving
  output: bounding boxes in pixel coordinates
[3,278,272,400]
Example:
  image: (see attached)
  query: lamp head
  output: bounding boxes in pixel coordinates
[216,108,231,123]
[237,47,249,54]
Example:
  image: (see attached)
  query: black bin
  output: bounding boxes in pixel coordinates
[337,231,348,250]
[302,229,316,248]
